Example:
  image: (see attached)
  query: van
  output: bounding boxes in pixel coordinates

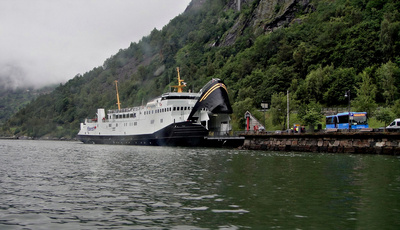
[386,119,400,129]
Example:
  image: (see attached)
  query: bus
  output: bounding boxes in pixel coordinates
[326,112,368,129]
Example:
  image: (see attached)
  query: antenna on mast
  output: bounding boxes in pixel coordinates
[171,67,186,93]
[114,80,121,110]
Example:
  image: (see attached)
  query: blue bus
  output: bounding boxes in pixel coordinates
[326,112,368,129]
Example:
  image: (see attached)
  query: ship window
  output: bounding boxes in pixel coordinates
[123,114,126,118]
[151,120,154,124]
[173,107,176,111]
[116,123,118,127]
[177,107,180,111]
[109,124,111,127]
[160,119,163,123]
[134,122,137,126]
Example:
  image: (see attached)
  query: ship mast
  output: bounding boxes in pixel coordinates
[115,80,121,110]
[171,67,186,93]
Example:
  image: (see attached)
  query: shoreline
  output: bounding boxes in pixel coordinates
[3,131,400,155]
[0,136,77,142]
[239,131,400,155]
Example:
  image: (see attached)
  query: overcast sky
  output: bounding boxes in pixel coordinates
[0,0,192,89]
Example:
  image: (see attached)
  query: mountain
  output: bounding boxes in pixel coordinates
[0,85,55,127]
[1,0,400,138]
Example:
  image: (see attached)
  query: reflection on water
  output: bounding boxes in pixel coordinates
[0,140,400,229]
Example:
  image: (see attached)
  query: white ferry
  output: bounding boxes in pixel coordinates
[77,68,233,146]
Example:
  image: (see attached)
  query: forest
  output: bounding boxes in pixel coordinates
[1,0,400,138]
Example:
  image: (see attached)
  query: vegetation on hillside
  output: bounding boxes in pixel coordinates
[2,0,400,138]
[0,86,55,127]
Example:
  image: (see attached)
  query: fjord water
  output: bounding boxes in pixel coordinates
[1,140,399,229]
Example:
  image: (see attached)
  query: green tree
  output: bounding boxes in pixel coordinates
[297,101,323,129]
[380,12,400,60]
[304,63,334,101]
[232,97,256,130]
[375,107,396,130]
[270,92,287,129]
[391,99,400,117]
[323,67,356,105]
[377,61,400,105]
[352,71,377,116]
[270,91,297,130]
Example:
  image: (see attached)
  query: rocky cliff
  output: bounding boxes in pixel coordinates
[220,0,314,46]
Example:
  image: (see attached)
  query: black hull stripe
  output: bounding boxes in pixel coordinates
[77,121,208,146]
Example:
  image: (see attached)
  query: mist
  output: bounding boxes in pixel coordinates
[0,0,191,89]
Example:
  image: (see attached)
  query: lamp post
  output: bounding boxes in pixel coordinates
[287,90,290,131]
[345,90,351,131]
[261,101,268,131]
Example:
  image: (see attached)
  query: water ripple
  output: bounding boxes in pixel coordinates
[1,140,400,229]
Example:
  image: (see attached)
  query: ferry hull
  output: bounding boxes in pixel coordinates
[77,121,208,146]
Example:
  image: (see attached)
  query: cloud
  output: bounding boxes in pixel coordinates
[0,0,191,89]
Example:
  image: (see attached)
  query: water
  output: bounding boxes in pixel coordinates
[1,140,400,229]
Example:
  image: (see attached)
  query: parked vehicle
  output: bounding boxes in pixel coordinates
[325,112,368,129]
[386,119,400,130]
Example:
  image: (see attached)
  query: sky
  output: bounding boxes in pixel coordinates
[0,0,192,89]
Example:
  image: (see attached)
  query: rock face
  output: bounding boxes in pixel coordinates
[185,0,207,12]
[220,0,314,46]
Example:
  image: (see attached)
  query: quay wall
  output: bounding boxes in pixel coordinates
[240,132,400,155]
